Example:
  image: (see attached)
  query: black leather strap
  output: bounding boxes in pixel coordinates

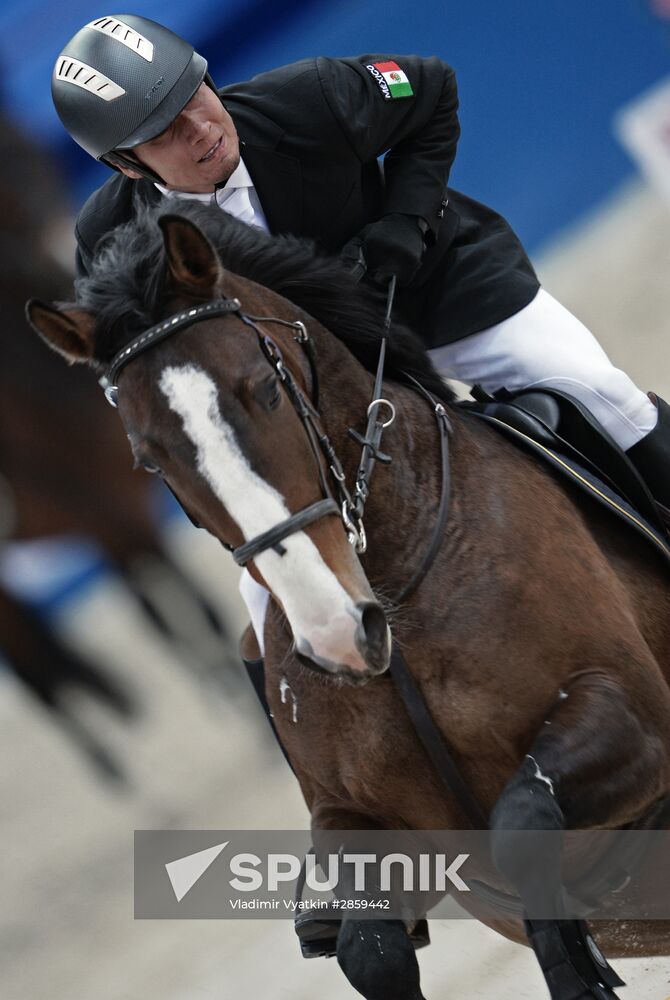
[395,379,452,605]
[381,377,488,827]
[100,298,242,405]
[231,498,340,566]
[389,644,489,828]
[242,656,295,773]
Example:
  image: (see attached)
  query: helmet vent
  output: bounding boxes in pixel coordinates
[54,57,126,102]
[87,17,154,62]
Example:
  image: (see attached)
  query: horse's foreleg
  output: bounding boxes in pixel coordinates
[489,672,669,1000]
[336,918,426,1000]
[310,807,427,1000]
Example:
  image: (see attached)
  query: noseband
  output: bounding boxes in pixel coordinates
[100,296,371,564]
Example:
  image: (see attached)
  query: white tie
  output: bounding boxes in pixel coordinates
[216,184,256,227]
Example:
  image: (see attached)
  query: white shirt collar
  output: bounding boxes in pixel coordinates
[154,156,253,204]
[219,157,253,190]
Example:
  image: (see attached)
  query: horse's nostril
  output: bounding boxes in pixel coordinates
[358,601,389,658]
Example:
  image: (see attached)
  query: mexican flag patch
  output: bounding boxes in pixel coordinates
[365,60,414,100]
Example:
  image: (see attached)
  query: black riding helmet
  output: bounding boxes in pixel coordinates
[52,14,212,183]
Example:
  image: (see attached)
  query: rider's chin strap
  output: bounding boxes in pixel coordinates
[104,150,165,186]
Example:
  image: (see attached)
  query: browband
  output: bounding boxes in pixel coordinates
[99,298,242,407]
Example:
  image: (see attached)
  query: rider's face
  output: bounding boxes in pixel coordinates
[119,83,240,192]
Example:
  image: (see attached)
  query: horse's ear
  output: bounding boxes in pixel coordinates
[158,214,222,295]
[25,299,95,365]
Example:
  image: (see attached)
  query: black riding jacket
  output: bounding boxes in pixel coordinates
[75,54,540,348]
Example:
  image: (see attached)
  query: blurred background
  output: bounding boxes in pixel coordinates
[1,1,669,998]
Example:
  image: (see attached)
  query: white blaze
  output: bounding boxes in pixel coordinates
[159,365,367,671]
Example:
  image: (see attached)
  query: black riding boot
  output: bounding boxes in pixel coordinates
[241,652,296,772]
[627,393,670,534]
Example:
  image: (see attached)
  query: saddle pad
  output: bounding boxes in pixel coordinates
[469,411,670,566]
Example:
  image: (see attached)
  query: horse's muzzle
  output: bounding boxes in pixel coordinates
[294,600,390,683]
[354,600,391,675]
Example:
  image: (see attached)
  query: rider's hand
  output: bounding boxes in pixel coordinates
[342,214,428,287]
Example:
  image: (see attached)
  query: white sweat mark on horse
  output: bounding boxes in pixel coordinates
[159,364,367,672]
[526,754,555,796]
[279,675,298,724]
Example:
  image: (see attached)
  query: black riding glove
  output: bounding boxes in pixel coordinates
[342,213,428,286]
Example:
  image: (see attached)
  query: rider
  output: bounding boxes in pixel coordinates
[52,15,670,648]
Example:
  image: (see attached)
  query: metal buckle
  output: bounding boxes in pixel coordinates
[342,502,367,554]
[367,398,396,428]
[99,376,119,408]
[435,402,453,433]
[262,335,284,366]
[293,320,308,343]
[105,385,119,408]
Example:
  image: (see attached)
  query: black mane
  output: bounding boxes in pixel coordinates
[75,200,454,402]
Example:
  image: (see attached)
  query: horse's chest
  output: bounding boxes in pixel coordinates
[265,669,457,824]
[266,671,395,759]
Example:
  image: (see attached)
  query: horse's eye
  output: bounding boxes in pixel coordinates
[133,455,162,475]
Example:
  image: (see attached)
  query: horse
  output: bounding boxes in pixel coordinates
[26,200,670,1000]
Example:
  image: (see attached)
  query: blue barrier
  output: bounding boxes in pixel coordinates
[2,0,668,250]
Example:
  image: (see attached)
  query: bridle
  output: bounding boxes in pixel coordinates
[99,285,452,596]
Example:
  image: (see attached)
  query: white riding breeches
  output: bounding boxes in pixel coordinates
[428,288,657,452]
[239,287,658,650]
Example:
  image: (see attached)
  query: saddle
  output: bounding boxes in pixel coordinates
[459,386,670,563]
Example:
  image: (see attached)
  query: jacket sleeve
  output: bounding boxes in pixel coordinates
[315,55,460,241]
[73,172,139,278]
